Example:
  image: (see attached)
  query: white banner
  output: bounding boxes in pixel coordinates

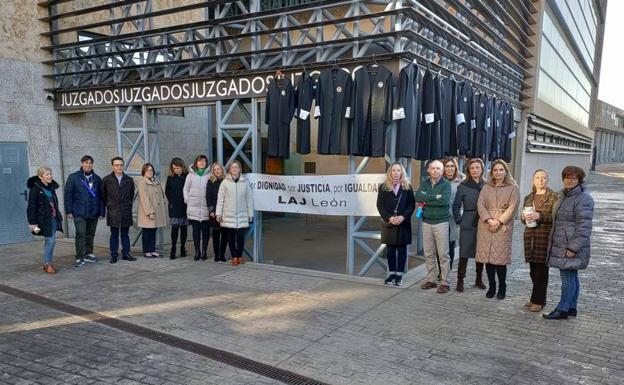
[247,173,386,216]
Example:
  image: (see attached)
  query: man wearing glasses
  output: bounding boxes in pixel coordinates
[101,157,136,263]
[64,155,105,267]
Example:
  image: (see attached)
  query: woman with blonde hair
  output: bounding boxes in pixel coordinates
[184,154,211,260]
[376,162,416,286]
[476,159,520,300]
[206,162,227,262]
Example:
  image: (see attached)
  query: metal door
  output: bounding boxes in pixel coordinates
[0,142,32,244]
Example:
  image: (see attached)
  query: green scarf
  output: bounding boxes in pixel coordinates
[195,168,206,177]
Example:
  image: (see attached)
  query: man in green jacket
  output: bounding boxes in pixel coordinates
[415,159,452,293]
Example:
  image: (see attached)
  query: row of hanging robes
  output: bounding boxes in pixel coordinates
[265,62,516,162]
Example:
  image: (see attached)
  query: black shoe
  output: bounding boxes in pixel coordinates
[384,274,396,285]
[109,256,118,264]
[543,309,568,320]
[496,292,506,300]
[568,308,577,317]
[201,252,208,261]
[486,288,496,298]
[497,286,506,300]
[180,247,187,257]
[393,275,404,286]
[194,250,200,261]
[219,255,227,263]
[170,247,176,260]
[214,255,219,262]
[122,255,136,261]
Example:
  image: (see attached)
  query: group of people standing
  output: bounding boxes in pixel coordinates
[26,155,254,274]
[377,158,594,320]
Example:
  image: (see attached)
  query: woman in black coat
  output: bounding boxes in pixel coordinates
[206,162,227,262]
[165,158,188,259]
[452,158,486,292]
[26,166,63,274]
[377,162,416,286]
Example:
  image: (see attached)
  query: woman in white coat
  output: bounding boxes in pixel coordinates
[183,154,210,261]
[216,160,254,266]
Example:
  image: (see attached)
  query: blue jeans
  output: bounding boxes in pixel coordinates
[110,227,130,257]
[557,269,580,312]
[43,220,57,264]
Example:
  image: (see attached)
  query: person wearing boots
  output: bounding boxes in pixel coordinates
[165,158,189,259]
[377,162,416,286]
[442,157,465,270]
[453,158,486,292]
[183,155,211,261]
[543,166,594,320]
[137,163,168,258]
[27,166,63,274]
[63,155,105,267]
[216,160,254,266]
[101,157,136,264]
[476,159,520,300]
[206,162,227,263]
[521,169,559,312]
[416,160,452,294]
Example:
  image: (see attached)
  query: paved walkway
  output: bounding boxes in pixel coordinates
[0,168,623,385]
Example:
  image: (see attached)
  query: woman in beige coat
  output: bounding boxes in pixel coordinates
[476,159,520,300]
[137,163,168,258]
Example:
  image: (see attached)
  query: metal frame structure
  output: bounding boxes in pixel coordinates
[40,0,537,275]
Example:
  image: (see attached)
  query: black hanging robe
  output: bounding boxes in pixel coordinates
[440,76,457,157]
[351,63,393,157]
[295,72,318,154]
[395,62,423,159]
[417,69,436,160]
[455,81,474,156]
[317,68,353,155]
[265,76,296,159]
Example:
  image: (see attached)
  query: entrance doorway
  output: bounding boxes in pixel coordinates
[0,142,32,245]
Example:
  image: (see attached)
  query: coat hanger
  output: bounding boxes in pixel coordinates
[371,54,379,68]
[275,69,284,80]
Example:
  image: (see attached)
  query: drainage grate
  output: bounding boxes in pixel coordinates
[0,284,330,385]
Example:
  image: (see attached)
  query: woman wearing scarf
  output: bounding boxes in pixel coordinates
[183,154,211,260]
[377,162,416,286]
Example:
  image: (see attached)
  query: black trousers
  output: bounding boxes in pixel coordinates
[529,262,549,305]
[170,224,188,250]
[224,227,247,258]
[212,228,228,258]
[387,246,407,273]
[486,263,507,293]
[141,228,157,253]
[190,220,210,255]
[448,240,456,269]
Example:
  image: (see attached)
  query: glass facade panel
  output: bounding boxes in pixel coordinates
[553,0,597,70]
[538,11,592,128]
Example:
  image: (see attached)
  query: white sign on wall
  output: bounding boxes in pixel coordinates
[246,173,386,217]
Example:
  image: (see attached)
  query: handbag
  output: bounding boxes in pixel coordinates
[380,191,402,245]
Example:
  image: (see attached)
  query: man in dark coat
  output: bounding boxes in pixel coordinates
[316,68,353,155]
[101,156,136,263]
[64,155,105,267]
[394,62,422,159]
[455,81,473,156]
[417,69,436,160]
[265,75,296,159]
[351,63,393,157]
[295,72,318,154]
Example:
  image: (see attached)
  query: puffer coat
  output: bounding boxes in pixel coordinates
[547,184,594,270]
[137,177,168,228]
[216,174,254,229]
[476,181,520,266]
[183,166,210,221]
[521,188,559,264]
